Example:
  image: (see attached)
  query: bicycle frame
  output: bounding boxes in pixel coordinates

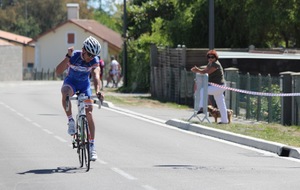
[66,93,101,172]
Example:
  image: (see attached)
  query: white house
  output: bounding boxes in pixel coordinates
[31,3,123,71]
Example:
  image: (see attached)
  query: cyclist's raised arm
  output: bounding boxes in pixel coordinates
[56,47,74,75]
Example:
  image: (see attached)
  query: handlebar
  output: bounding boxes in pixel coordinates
[65,94,103,112]
[89,95,102,109]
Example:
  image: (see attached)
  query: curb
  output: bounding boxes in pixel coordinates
[102,101,300,159]
[166,119,300,159]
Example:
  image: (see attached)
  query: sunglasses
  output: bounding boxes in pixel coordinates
[207,55,215,59]
[84,48,95,58]
[86,52,95,58]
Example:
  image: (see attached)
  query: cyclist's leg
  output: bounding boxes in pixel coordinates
[61,78,75,116]
[81,84,97,160]
[85,104,95,140]
[62,78,77,135]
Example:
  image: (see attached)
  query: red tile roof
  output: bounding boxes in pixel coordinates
[0,30,32,45]
[31,19,123,51]
[70,19,123,50]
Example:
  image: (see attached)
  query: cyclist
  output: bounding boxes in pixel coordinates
[105,56,121,88]
[56,36,103,161]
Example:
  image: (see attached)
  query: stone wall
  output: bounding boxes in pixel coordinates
[0,46,22,81]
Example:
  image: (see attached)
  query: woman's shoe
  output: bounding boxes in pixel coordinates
[197,108,203,114]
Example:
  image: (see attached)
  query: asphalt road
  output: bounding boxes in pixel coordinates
[1,81,300,190]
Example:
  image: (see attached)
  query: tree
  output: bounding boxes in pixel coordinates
[120,0,176,92]
[122,0,300,92]
[0,0,94,38]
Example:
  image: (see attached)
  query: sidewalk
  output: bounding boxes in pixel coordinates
[102,89,300,160]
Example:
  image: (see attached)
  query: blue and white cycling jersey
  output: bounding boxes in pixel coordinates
[66,50,99,81]
[63,50,100,96]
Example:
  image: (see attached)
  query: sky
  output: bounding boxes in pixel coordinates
[89,0,123,13]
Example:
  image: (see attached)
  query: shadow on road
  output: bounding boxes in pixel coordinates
[17,166,86,174]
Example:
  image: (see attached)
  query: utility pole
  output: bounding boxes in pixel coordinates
[99,0,102,10]
[209,0,214,50]
[123,0,128,87]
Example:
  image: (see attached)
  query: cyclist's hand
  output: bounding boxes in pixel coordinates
[67,47,74,56]
[96,92,104,102]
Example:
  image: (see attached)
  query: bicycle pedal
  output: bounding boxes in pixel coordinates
[72,137,78,149]
[72,142,78,149]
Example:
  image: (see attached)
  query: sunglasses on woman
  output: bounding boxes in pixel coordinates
[207,55,215,59]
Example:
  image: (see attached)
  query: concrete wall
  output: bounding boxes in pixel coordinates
[8,41,34,69]
[0,45,22,81]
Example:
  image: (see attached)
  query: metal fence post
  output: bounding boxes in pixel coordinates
[246,73,251,119]
[267,74,272,123]
[280,71,294,125]
[291,73,300,125]
[257,74,262,121]
[224,67,239,113]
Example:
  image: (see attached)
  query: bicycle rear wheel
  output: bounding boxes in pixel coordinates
[78,116,90,171]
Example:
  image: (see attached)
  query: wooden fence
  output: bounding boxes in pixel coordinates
[149,45,300,125]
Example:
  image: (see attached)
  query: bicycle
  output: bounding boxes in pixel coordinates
[66,92,101,172]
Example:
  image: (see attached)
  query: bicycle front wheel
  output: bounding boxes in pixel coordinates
[78,116,90,171]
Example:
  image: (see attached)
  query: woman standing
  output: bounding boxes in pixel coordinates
[191,50,229,124]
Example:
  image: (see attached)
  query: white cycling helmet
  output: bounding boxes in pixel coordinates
[83,36,101,56]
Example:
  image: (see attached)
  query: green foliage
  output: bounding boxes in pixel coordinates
[93,10,122,33]
[122,0,300,92]
[133,0,300,49]
[127,0,175,39]
[124,35,151,92]
[122,0,176,92]
[14,17,41,38]
[0,0,94,38]
[249,84,281,122]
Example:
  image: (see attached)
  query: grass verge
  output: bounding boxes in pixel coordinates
[105,95,189,109]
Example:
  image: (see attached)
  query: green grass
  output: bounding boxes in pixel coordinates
[104,94,189,109]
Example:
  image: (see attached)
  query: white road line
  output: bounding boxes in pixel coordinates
[10,108,16,112]
[97,159,108,165]
[111,167,137,180]
[1,101,77,151]
[54,135,68,143]
[33,122,42,128]
[42,129,53,134]
[142,185,157,190]
[16,112,24,117]
[23,117,32,122]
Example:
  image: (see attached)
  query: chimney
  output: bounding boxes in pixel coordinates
[67,3,79,20]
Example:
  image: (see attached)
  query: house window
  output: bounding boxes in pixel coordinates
[67,33,75,44]
[27,63,34,68]
[27,63,34,71]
